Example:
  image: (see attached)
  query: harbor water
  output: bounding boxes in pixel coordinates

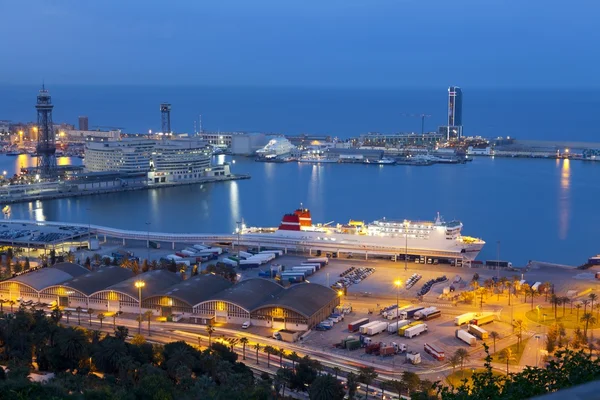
[1,154,599,266]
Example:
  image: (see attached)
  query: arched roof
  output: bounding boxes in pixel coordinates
[58,266,135,296]
[147,274,233,307]
[207,278,284,312]
[9,262,89,291]
[101,270,181,300]
[255,283,338,317]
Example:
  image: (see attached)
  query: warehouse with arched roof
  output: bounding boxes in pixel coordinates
[89,269,181,314]
[0,262,89,303]
[143,274,233,316]
[252,283,339,331]
[39,266,134,309]
[195,278,284,324]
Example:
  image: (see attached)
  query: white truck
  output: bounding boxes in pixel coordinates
[404,323,428,338]
[193,244,208,251]
[365,321,389,336]
[387,320,410,333]
[455,312,476,326]
[238,251,253,259]
[414,307,439,320]
[455,329,477,347]
[384,306,410,320]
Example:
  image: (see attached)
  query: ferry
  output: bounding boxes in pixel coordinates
[238,207,485,261]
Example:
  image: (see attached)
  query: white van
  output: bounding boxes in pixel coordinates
[242,321,251,329]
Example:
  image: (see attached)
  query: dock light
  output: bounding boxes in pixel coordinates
[2,171,6,176]
[338,290,343,297]
[394,279,402,313]
[565,149,569,154]
[134,280,145,334]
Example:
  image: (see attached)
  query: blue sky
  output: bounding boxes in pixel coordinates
[1,0,597,87]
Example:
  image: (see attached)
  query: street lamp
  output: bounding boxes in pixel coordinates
[404,221,409,271]
[496,240,500,281]
[134,280,145,334]
[235,220,242,258]
[86,207,91,250]
[145,222,151,262]
[394,279,402,313]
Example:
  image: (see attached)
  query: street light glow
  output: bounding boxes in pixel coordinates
[394,279,402,287]
[135,280,145,289]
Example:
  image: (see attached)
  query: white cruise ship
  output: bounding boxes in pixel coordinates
[256,137,296,159]
[239,207,485,261]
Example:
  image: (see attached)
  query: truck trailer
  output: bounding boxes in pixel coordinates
[455,313,476,326]
[404,323,428,338]
[455,329,477,347]
[400,306,425,320]
[414,307,441,321]
[469,313,496,326]
[307,257,329,266]
[359,321,381,334]
[468,324,489,339]
[365,321,389,336]
[348,318,370,332]
[387,320,410,333]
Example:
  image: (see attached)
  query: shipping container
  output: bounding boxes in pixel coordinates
[149,241,160,249]
[348,318,370,332]
[455,313,476,326]
[300,262,322,270]
[468,324,489,339]
[398,321,421,336]
[307,257,329,266]
[238,251,253,259]
[346,339,361,350]
[193,244,208,251]
[359,321,381,334]
[424,343,445,361]
[365,321,388,336]
[455,329,477,347]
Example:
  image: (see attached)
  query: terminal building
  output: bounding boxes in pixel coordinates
[0,264,340,332]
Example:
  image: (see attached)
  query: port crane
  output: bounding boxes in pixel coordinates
[400,113,432,135]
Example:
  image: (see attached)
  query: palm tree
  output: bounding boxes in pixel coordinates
[575,303,583,322]
[358,366,378,399]
[309,374,344,400]
[513,319,526,351]
[550,294,559,319]
[253,343,261,365]
[332,366,341,379]
[506,281,513,305]
[347,372,359,400]
[595,303,600,322]
[205,323,215,346]
[239,337,249,360]
[278,347,286,368]
[583,299,590,315]
[97,313,105,328]
[448,353,460,375]
[385,379,406,400]
[454,348,469,372]
[87,307,95,326]
[76,306,82,325]
[530,289,539,310]
[581,312,597,339]
[58,326,89,368]
[64,310,72,323]
[500,348,515,375]
[289,351,300,370]
[554,297,562,320]
[590,293,598,314]
[264,345,274,368]
[562,296,570,317]
[490,331,500,353]
[112,312,118,329]
[143,310,153,336]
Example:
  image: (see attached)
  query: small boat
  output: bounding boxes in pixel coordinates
[2,206,10,215]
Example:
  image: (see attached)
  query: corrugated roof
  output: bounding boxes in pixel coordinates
[60,266,135,295]
[149,274,233,307]
[11,262,89,291]
[208,278,284,312]
[257,283,338,317]
[103,270,181,300]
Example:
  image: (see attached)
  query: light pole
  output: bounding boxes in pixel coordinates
[404,221,408,271]
[236,220,242,258]
[395,279,402,313]
[134,280,145,334]
[497,240,500,281]
[86,207,91,249]
[145,222,151,262]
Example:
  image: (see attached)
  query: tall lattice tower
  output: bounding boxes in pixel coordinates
[36,85,57,178]
[160,103,171,135]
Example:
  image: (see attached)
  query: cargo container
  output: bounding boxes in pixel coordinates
[300,262,321,270]
[346,339,361,350]
[180,250,196,257]
[454,313,476,326]
[165,254,182,261]
[365,343,381,354]
[424,343,445,361]
[398,321,420,336]
[469,313,496,326]
[206,247,223,255]
[348,318,370,332]
[468,324,489,339]
[292,266,316,274]
[380,346,396,357]
[404,323,428,338]
[365,321,388,336]
[387,320,410,333]
[193,244,208,251]
[359,321,381,334]
[239,260,261,268]
[455,329,477,347]
[238,251,253,259]
[149,241,161,249]
[400,306,425,320]
[307,257,329,266]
